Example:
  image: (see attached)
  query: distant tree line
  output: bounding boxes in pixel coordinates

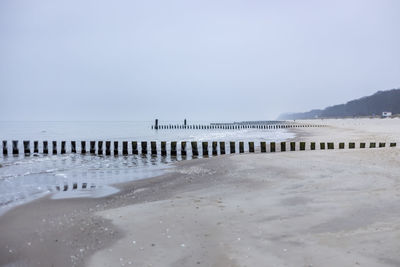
[278,88,400,120]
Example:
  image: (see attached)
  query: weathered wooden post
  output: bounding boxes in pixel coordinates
[360,142,366,149]
[290,142,296,151]
[390,142,396,147]
[270,142,276,152]
[202,142,209,156]
[95,141,102,155]
[2,140,7,155]
[260,142,266,153]
[43,141,49,154]
[160,141,166,156]
[327,142,334,149]
[379,142,385,148]
[349,142,355,149]
[105,141,111,155]
[212,141,218,155]
[300,142,306,151]
[141,141,148,154]
[150,141,157,156]
[70,141,76,153]
[53,141,57,155]
[122,141,128,155]
[81,141,86,154]
[339,142,344,149]
[61,141,66,154]
[90,141,96,154]
[230,141,235,153]
[280,142,286,152]
[12,140,19,155]
[181,141,187,156]
[220,141,225,154]
[320,142,325,150]
[34,141,39,153]
[23,141,30,154]
[113,141,118,155]
[310,142,315,150]
[171,141,177,156]
[131,141,138,154]
[184,119,187,127]
[249,142,255,153]
[239,142,244,153]
[151,141,157,156]
[370,142,376,148]
[191,141,198,156]
[155,119,159,130]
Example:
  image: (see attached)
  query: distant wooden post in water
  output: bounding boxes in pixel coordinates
[260,142,266,153]
[132,141,138,154]
[141,141,147,154]
[71,141,76,153]
[90,141,95,154]
[23,141,30,154]
[81,141,86,154]
[327,142,334,150]
[181,141,187,156]
[220,141,225,154]
[34,141,39,153]
[191,141,198,156]
[113,141,118,155]
[310,142,315,150]
[61,141,66,154]
[151,141,157,155]
[270,142,276,152]
[122,141,128,155]
[290,142,296,151]
[212,141,217,155]
[171,142,177,156]
[43,141,49,154]
[155,119,159,130]
[280,142,286,152]
[161,141,167,156]
[2,141,7,155]
[105,141,111,155]
[230,141,235,153]
[249,142,254,153]
[12,140,19,155]
[320,142,325,150]
[202,142,209,156]
[52,141,57,154]
[300,142,305,151]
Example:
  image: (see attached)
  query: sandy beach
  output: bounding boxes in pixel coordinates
[1,118,400,267]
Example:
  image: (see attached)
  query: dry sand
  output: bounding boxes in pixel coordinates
[1,118,400,267]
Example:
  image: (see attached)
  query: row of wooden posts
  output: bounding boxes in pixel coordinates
[151,124,326,130]
[2,140,396,156]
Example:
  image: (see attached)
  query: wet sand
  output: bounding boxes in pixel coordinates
[1,118,400,267]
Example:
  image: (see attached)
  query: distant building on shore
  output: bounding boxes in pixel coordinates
[382,111,392,118]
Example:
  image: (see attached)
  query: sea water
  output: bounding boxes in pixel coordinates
[0,121,295,214]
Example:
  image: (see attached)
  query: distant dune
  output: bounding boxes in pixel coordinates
[278,88,400,120]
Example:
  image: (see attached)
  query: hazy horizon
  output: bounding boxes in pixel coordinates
[1,0,399,121]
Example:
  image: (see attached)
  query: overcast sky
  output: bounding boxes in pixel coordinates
[0,0,399,121]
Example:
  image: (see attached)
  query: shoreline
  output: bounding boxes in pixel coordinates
[1,118,400,266]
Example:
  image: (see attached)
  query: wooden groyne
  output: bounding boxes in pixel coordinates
[2,140,396,156]
[151,123,327,130]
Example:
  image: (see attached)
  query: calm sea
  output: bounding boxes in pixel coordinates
[0,121,295,215]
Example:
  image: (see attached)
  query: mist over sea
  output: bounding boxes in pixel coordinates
[0,121,295,214]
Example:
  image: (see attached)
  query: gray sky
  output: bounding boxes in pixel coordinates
[0,0,399,121]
